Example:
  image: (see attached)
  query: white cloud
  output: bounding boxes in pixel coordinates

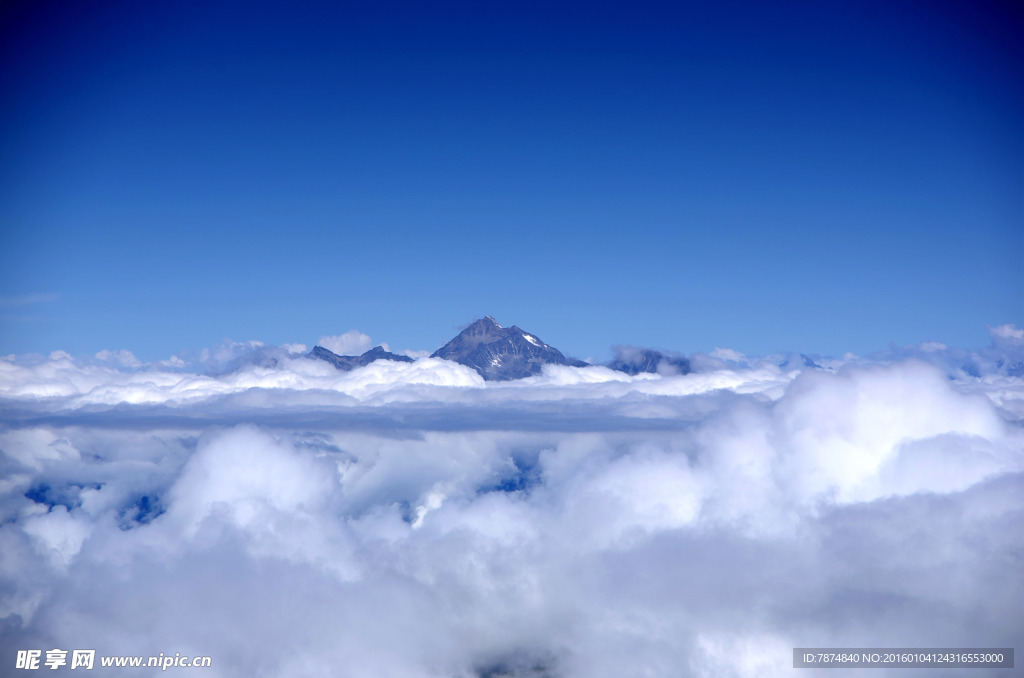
[990,323,1024,341]
[709,347,745,361]
[21,505,91,571]
[692,632,793,678]
[94,349,142,368]
[0,333,1021,676]
[317,330,373,356]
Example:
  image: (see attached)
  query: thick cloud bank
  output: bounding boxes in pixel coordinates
[1,328,1022,677]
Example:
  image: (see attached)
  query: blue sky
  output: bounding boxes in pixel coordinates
[2,0,1021,362]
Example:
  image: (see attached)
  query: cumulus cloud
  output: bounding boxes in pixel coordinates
[990,323,1024,342]
[317,330,374,356]
[856,324,1024,382]
[709,347,745,362]
[0,331,1022,677]
[93,349,142,369]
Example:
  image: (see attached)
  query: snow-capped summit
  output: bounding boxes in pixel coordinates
[431,316,587,380]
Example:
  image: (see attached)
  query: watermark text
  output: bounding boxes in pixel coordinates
[16,650,211,671]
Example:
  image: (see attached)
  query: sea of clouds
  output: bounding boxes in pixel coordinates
[1,326,1022,677]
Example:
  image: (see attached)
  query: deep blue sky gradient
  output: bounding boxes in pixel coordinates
[2,0,1022,361]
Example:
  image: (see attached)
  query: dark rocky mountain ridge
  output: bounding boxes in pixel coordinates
[309,316,692,380]
[608,347,691,376]
[430,316,588,381]
[309,345,413,371]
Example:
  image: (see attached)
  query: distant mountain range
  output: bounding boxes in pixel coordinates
[308,345,413,371]
[309,315,691,381]
[608,347,691,376]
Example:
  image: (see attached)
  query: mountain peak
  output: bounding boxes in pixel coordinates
[431,316,585,380]
[471,316,502,330]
